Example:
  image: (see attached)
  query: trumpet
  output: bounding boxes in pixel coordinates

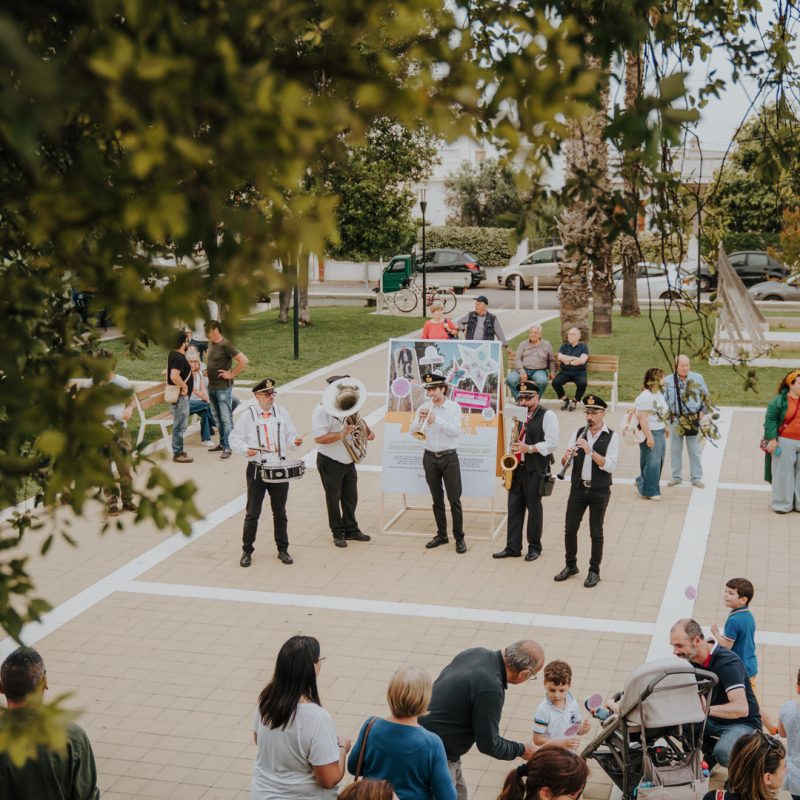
[412,403,433,441]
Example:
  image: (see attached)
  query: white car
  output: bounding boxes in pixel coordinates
[498,246,565,289]
[612,262,697,301]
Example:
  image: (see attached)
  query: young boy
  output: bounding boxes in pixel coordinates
[533,660,591,750]
[710,578,758,691]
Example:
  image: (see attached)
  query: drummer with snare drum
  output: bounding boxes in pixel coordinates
[230,378,304,567]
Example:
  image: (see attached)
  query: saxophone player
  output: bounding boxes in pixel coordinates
[410,372,467,554]
[313,375,374,548]
[493,381,559,562]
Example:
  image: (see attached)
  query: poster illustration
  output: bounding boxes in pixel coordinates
[382,338,502,498]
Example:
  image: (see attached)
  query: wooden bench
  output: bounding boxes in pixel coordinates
[134,384,174,446]
[586,354,619,411]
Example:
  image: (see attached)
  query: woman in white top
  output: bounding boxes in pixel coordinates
[252,636,351,800]
[634,367,669,500]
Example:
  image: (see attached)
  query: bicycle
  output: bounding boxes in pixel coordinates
[387,278,457,314]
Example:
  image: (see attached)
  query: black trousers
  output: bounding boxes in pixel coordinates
[422,450,464,540]
[242,462,290,553]
[317,452,360,537]
[563,483,610,572]
[552,372,587,401]
[505,468,543,554]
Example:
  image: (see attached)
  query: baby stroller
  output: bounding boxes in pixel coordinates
[581,658,718,800]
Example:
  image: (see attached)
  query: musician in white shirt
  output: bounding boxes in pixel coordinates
[410,373,466,554]
[230,378,303,567]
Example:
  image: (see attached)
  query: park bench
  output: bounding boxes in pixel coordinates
[586,354,619,412]
[134,384,173,446]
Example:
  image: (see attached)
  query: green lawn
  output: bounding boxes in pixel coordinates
[511,311,797,407]
[108,307,423,383]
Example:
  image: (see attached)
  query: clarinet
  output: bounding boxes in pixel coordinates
[557,423,590,480]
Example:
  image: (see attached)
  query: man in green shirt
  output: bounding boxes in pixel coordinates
[0,646,100,799]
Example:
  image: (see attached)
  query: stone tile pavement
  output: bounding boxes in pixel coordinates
[2,321,797,800]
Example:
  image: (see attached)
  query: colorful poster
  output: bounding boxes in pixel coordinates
[382,339,502,498]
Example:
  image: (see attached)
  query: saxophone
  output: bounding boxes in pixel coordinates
[501,416,524,490]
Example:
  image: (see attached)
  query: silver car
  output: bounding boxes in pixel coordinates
[747,273,800,301]
[497,246,564,289]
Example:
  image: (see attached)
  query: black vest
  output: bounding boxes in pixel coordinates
[466,311,496,341]
[522,406,554,474]
[570,427,614,489]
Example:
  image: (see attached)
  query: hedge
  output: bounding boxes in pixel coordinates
[419,226,515,267]
[700,232,782,258]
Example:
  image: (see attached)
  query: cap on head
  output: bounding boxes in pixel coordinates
[518,380,540,397]
[475,295,489,305]
[423,373,446,387]
[583,394,607,409]
[326,374,350,384]
[252,378,276,394]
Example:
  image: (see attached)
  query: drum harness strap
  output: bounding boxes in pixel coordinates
[250,405,283,465]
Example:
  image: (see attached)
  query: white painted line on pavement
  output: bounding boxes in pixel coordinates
[645,407,733,660]
[117,580,655,636]
[718,482,770,493]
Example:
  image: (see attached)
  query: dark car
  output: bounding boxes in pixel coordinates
[416,248,486,288]
[695,251,789,290]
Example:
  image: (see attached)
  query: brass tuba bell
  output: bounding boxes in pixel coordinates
[321,378,370,463]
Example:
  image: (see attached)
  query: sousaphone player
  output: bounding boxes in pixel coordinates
[313,374,374,548]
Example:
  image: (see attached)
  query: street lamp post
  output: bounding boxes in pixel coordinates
[420,189,428,319]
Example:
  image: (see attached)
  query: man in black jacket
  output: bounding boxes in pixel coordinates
[420,641,544,800]
[494,381,559,561]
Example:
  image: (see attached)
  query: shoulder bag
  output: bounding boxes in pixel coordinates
[352,716,378,781]
[164,383,181,404]
[622,409,645,445]
[760,396,800,452]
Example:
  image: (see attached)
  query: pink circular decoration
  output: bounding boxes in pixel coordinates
[391,377,410,398]
[586,693,603,710]
[564,724,580,736]
[684,586,697,600]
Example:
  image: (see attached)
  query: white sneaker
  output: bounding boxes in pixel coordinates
[667,479,681,487]
[201,439,213,446]
[651,495,662,501]
[692,480,705,488]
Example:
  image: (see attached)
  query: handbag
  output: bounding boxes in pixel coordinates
[622,409,645,445]
[761,398,800,452]
[164,383,181,404]
[352,716,378,781]
[539,471,555,497]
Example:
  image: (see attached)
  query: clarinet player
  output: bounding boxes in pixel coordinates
[553,395,619,588]
[410,373,467,554]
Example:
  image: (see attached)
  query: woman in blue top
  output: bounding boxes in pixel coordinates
[348,666,456,800]
[552,327,589,412]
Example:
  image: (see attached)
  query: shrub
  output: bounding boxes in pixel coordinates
[700,231,782,258]
[419,226,514,266]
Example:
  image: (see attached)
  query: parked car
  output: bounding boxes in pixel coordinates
[413,248,486,288]
[612,262,697,301]
[498,245,565,289]
[378,253,470,293]
[747,273,800,301]
[695,251,789,290]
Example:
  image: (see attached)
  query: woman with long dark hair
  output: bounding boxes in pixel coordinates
[497,748,588,800]
[251,635,351,800]
[702,730,786,800]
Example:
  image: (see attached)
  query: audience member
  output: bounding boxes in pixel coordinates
[251,635,351,799]
[496,748,588,800]
[338,779,398,800]
[0,647,100,800]
[457,296,512,354]
[189,298,220,361]
[663,354,709,488]
[187,346,216,446]
[634,367,669,501]
[763,369,800,513]
[532,660,590,750]
[779,667,800,800]
[167,329,194,463]
[421,302,459,340]
[420,641,544,800]
[506,325,555,401]
[701,730,785,800]
[710,578,759,697]
[552,327,588,411]
[348,666,455,800]
[669,618,761,768]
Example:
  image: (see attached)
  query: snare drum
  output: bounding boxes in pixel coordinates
[258,459,306,483]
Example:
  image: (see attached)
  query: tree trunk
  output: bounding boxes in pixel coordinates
[620,47,643,318]
[278,289,291,323]
[277,254,311,324]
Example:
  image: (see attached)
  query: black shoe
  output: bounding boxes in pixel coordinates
[568,399,577,412]
[561,398,570,411]
[554,565,579,582]
[107,505,120,517]
[425,534,449,549]
[455,539,467,554]
[584,571,600,588]
[345,531,371,542]
[122,501,138,513]
[208,444,224,452]
[220,448,232,460]
[278,550,293,565]
[333,534,347,548]
[525,549,541,562]
[493,548,521,559]
[240,552,252,568]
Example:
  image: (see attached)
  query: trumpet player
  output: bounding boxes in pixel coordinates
[313,374,374,548]
[410,373,467,554]
[554,395,619,589]
[493,381,559,562]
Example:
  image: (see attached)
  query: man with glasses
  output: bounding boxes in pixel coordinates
[554,394,619,588]
[420,640,544,800]
[410,372,467,553]
[494,381,559,561]
[670,618,761,768]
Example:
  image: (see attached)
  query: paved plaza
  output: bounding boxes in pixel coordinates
[2,308,798,800]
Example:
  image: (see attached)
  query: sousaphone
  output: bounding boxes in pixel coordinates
[322,378,370,463]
